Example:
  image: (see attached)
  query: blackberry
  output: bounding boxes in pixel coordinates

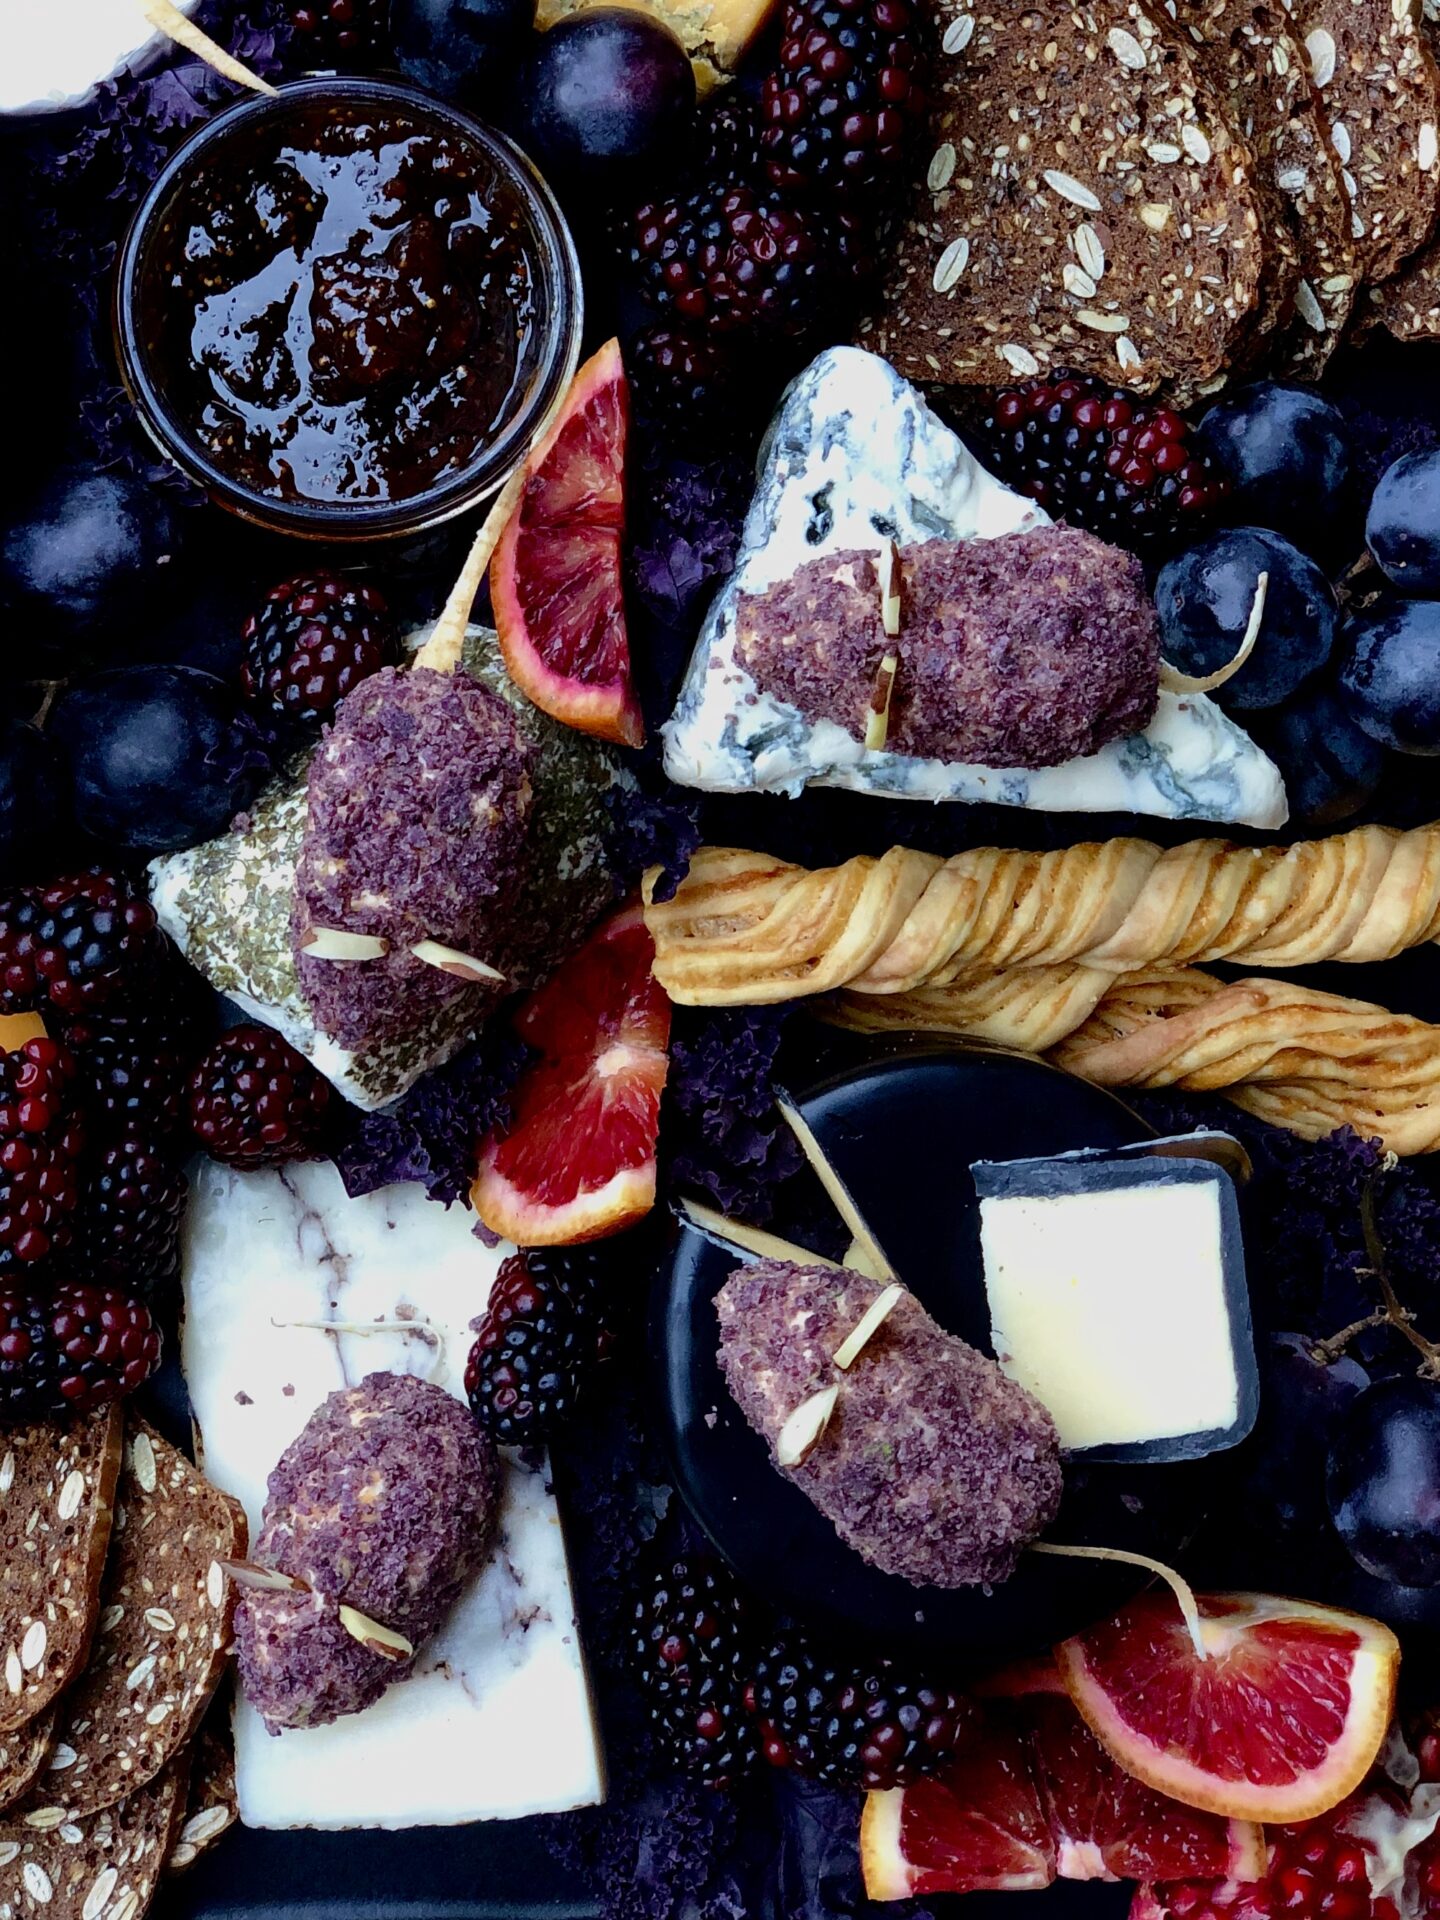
[287,0,388,66]
[0,1283,161,1423]
[632,1554,760,1787]
[976,372,1231,554]
[241,573,398,731]
[760,0,929,207]
[626,327,744,444]
[691,91,763,188]
[627,186,832,339]
[0,872,162,1019]
[65,991,212,1144]
[464,1248,607,1445]
[0,1037,86,1271]
[746,1628,973,1790]
[187,1025,333,1168]
[70,1132,186,1296]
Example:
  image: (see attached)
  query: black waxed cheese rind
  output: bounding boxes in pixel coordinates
[970,1153,1258,1466]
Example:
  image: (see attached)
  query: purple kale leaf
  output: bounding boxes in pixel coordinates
[662,1006,804,1222]
[331,1023,530,1208]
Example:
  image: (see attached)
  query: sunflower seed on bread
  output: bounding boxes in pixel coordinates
[1291,0,1440,284]
[0,1409,122,1737]
[856,0,1267,397]
[1173,0,1357,369]
[0,1754,188,1920]
[164,1717,236,1876]
[14,1422,244,1820]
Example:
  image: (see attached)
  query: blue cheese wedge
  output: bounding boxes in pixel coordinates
[973,1151,1258,1462]
[662,346,1287,828]
[182,1158,606,1828]
[148,626,625,1111]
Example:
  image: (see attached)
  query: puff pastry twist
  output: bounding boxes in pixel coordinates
[830,968,1440,1156]
[643,825,1440,1004]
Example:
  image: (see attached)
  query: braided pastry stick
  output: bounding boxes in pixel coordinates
[643,824,1440,1004]
[830,969,1440,1155]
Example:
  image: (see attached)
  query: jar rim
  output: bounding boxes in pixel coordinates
[114,75,583,541]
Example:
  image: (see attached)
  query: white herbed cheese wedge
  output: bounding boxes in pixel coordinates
[662,346,1287,828]
[974,1152,1258,1461]
[3,0,199,115]
[181,1158,606,1828]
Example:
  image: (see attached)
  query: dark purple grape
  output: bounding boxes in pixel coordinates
[514,9,696,197]
[1154,527,1338,709]
[391,0,535,105]
[0,471,185,676]
[1339,598,1440,755]
[1198,383,1353,559]
[48,665,270,855]
[1367,447,1440,595]
[1327,1376,1440,1587]
[1254,683,1387,830]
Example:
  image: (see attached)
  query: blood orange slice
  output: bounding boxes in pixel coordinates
[1057,1592,1400,1824]
[860,1714,1056,1901]
[471,902,669,1245]
[491,338,642,749]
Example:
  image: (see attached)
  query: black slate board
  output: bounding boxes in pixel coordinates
[652,1034,1230,1669]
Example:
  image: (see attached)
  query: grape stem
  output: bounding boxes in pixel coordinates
[1311,1154,1440,1379]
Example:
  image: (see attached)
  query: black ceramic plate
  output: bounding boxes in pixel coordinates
[653,1033,1228,1668]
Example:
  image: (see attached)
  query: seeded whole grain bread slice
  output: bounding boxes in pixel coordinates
[0,1710,56,1815]
[1174,0,1358,368]
[855,0,1268,397]
[16,1422,244,1821]
[164,1718,235,1876]
[0,1409,123,1738]
[0,1754,189,1920]
[1359,6,1440,332]
[1171,0,1304,361]
[1290,0,1440,284]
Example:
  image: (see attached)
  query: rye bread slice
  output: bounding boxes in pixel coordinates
[16,1422,244,1821]
[1175,0,1357,368]
[0,1711,55,1816]
[0,1409,122,1737]
[0,1754,188,1920]
[164,1718,235,1876]
[1291,0,1440,283]
[1173,0,1304,360]
[856,0,1268,397]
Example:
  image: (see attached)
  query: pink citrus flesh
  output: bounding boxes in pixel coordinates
[1057,1591,1400,1824]
[491,337,643,749]
[471,902,670,1245]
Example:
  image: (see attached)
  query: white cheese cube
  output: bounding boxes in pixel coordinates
[974,1155,1257,1461]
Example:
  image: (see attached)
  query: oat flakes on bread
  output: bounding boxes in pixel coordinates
[0,1710,55,1815]
[856,0,1267,397]
[1175,0,1358,368]
[16,1421,244,1820]
[1292,0,1440,284]
[0,1409,122,1737]
[0,1754,189,1920]
[164,1718,235,1876]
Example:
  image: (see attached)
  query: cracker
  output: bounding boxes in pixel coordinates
[164,1719,235,1876]
[856,0,1267,396]
[0,1410,122,1737]
[1292,0,1440,283]
[16,1422,244,1820]
[1177,0,1357,367]
[0,1756,188,1920]
[0,1711,55,1816]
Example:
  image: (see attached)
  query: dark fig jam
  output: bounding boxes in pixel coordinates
[117,82,580,537]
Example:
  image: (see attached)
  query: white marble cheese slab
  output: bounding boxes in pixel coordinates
[181,1158,606,1828]
[3,0,200,116]
[662,346,1288,828]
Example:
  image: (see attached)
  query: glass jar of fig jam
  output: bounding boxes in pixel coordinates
[115,78,581,540]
